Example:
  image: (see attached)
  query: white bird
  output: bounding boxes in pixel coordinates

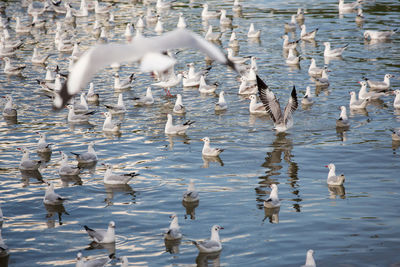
[84,221,116,243]
[264,184,281,208]
[173,94,186,114]
[392,129,400,141]
[282,35,299,50]
[393,90,400,109]
[45,66,56,82]
[177,13,186,29]
[296,8,306,21]
[3,57,25,75]
[102,112,121,133]
[308,58,323,77]
[199,76,218,94]
[156,0,172,10]
[36,132,52,153]
[124,23,133,41]
[154,18,163,34]
[229,31,239,49]
[301,86,313,106]
[364,74,394,91]
[192,225,224,253]
[71,142,98,164]
[215,91,228,111]
[105,94,126,115]
[183,179,199,202]
[238,77,257,95]
[145,8,157,25]
[15,17,32,34]
[325,163,345,185]
[300,24,318,40]
[219,9,232,26]
[86,83,99,103]
[43,182,66,205]
[2,95,17,118]
[120,256,129,267]
[73,93,89,114]
[0,229,7,252]
[349,91,369,109]
[336,106,349,128]
[364,29,397,40]
[301,249,317,267]
[286,48,301,65]
[202,3,220,20]
[31,47,50,64]
[205,25,221,41]
[243,66,257,82]
[71,43,83,61]
[102,163,138,185]
[18,147,41,171]
[201,137,224,157]
[338,0,362,13]
[59,151,81,176]
[358,81,386,100]
[315,68,330,87]
[53,29,239,108]
[75,252,114,267]
[232,0,242,13]
[323,42,348,57]
[94,0,112,14]
[164,214,182,240]
[257,79,298,132]
[114,73,135,91]
[133,87,154,105]
[136,16,145,30]
[247,23,261,38]
[66,105,95,123]
[248,95,267,115]
[182,63,210,87]
[165,114,194,135]
[227,48,250,65]
[355,8,364,24]
[284,15,297,32]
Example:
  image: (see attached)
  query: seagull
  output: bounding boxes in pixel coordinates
[358,81,386,100]
[120,256,129,267]
[43,182,66,205]
[102,112,121,133]
[296,8,306,21]
[102,163,139,185]
[183,179,199,202]
[164,214,182,240]
[248,23,261,38]
[0,230,8,252]
[257,77,298,132]
[338,0,362,13]
[286,48,301,65]
[199,76,218,94]
[3,57,25,75]
[133,87,154,105]
[219,9,232,26]
[232,0,242,13]
[308,58,323,77]
[336,106,349,128]
[364,29,397,40]
[300,24,318,40]
[136,16,145,30]
[18,147,42,171]
[177,13,186,29]
[71,142,98,164]
[84,221,116,243]
[31,47,50,64]
[364,74,394,91]
[2,95,17,118]
[229,31,239,49]
[114,73,135,91]
[192,225,224,253]
[15,17,32,34]
[325,163,345,185]
[355,8,364,24]
[393,90,400,109]
[392,129,400,141]
[94,0,113,14]
[66,105,95,123]
[182,63,210,87]
[165,114,194,135]
[73,93,89,114]
[59,151,81,176]
[323,42,348,57]
[314,68,330,87]
[105,93,126,115]
[284,15,297,32]
[36,132,52,153]
[154,18,163,34]
[156,0,172,10]
[201,137,224,157]
[152,72,183,96]
[238,77,257,95]
[75,252,114,267]
[349,91,369,109]
[205,25,221,41]
[215,91,228,111]
[301,86,313,106]
[248,95,267,115]
[53,29,239,108]
[173,94,186,114]
[201,3,220,20]
[86,83,99,103]
[263,184,281,208]
[227,48,250,65]
[282,35,299,50]
[301,249,316,267]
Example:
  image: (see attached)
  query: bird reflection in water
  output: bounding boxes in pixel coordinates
[182,200,199,220]
[60,175,82,187]
[166,134,191,151]
[44,203,69,228]
[258,132,302,212]
[20,170,44,187]
[78,161,97,174]
[336,126,348,142]
[85,241,116,255]
[164,239,181,254]
[263,207,280,224]
[202,156,224,168]
[0,251,9,267]
[104,184,136,207]
[37,151,52,163]
[328,185,346,199]
[196,251,221,267]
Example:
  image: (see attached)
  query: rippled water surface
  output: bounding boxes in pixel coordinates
[1,0,400,266]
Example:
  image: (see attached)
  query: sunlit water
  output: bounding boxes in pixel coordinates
[0,0,400,266]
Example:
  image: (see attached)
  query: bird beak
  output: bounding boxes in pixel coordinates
[357,81,361,84]
[324,165,328,168]
[220,226,224,229]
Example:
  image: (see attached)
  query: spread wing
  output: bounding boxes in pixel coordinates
[257,75,282,123]
[283,86,298,124]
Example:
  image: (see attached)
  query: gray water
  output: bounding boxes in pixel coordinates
[1,0,400,266]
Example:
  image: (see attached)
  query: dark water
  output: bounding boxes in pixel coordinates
[0,0,399,266]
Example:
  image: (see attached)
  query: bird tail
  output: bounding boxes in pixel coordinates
[183,120,195,126]
[84,225,94,232]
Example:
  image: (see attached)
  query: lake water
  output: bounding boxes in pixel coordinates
[0,0,400,266]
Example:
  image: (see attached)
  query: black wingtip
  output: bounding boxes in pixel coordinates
[256,75,268,91]
[83,225,91,231]
[53,79,73,111]
[226,57,239,73]
[291,86,297,97]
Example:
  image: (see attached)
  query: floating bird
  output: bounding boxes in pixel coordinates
[192,225,224,253]
[355,8,364,24]
[392,129,400,141]
[364,29,397,40]
[301,86,313,106]
[105,93,126,115]
[18,147,41,171]
[323,42,348,57]
[154,18,163,34]
[66,105,95,123]
[325,163,345,186]
[165,114,194,135]
[308,59,323,77]
[75,252,114,267]
[84,221,116,243]
[177,13,186,29]
[233,0,242,13]
[133,87,154,105]
[2,95,17,118]
[205,25,221,41]
[164,214,182,240]
[257,78,298,132]
[36,132,52,153]
[152,72,183,96]
[358,81,386,100]
[219,9,232,26]
[229,31,239,49]
[282,35,299,50]
[120,256,129,267]
[301,249,317,267]
[286,48,301,65]
[3,57,25,75]
[73,93,89,114]
[43,182,66,205]
[0,229,8,253]
[156,0,172,10]
[94,0,113,14]
[31,47,50,64]
[59,151,81,176]
[71,142,98,164]
[296,8,306,21]
[173,94,186,114]
[199,76,218,94]
[86,83,99,103]
[183,179,199,202]
[336,106,349,128]
[15,16,32,34]
[202,3,220,20]
[215,91,228,111]
[284,15,297,32]
[102,112,121,133]
[102,163,138,185]
[338,0,362,13]
[201,137,224,157]
[314,68,330,87]
[300,24,318,40]
[227,48,250,65]
[393,90,400,109]
[247,23,261,38]
[364,74,394,91]
[349,91,369,110]
[264,184,281,208]
[238,77,257,95]
[248,95,268,115]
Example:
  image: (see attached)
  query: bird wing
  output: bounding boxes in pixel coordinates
[283,86,298,124]
[257,75,282,123]
[84,225,105,242]
[198,239,220,249]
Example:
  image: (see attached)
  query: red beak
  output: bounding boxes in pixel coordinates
[324,165,328,168]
